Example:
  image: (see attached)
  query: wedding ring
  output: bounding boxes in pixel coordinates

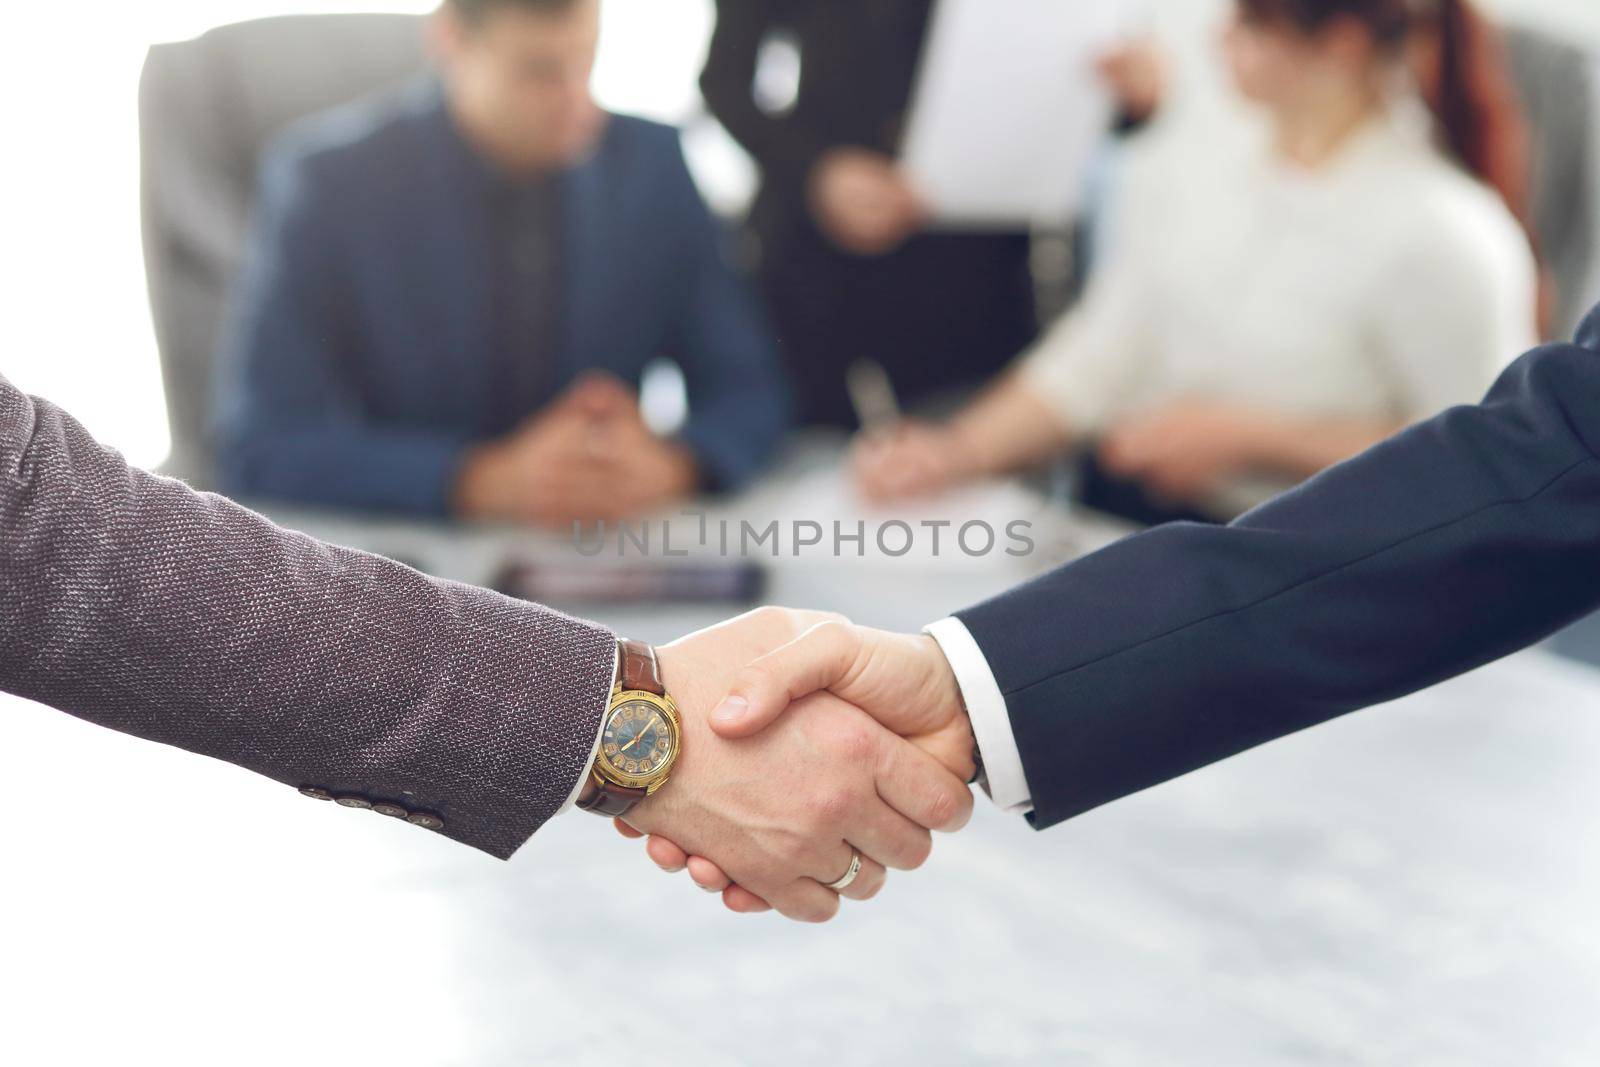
[825,849,863,891]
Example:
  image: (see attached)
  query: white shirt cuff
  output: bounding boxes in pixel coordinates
[558,641,617,815]
[924,617,1033,815]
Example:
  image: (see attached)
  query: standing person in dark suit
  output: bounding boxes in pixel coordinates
[699,0,1163,428]
[628,301,1600,912]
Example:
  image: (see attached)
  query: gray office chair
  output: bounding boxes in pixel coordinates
[140,14,428,488]
[1504,25,1600,343]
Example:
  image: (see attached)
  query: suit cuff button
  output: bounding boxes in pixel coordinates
[334,796,373,810]
[299,786,335,802]
[372,802,410,819]
[407,812,446,831]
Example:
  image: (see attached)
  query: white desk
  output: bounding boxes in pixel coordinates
[3,458,1598,1065]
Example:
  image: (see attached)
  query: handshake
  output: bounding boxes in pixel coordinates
[609,608,978,924]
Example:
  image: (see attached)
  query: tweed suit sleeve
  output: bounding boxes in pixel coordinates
[0,375,616,859]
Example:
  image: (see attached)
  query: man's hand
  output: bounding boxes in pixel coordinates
[453,373,698,525]
[712,622,973,776]
[851,420,976,503]
[622,619,975,914]
[807,149,927,256]
[619,610,974,923]
[581,394,700,516]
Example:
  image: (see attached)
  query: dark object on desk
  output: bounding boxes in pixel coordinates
[495,561,767,608]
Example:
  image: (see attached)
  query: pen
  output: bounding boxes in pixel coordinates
[846,359,902,433]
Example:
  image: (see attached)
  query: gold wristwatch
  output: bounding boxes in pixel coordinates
[577,639,682,818]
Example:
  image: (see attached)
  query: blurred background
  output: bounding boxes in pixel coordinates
[3,0,1595,470]
[4,2,1600,1064]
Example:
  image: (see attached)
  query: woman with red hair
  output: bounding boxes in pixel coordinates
[854,0,1540,525]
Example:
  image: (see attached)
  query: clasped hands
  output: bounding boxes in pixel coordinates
[620,608,974,923]
[455,372,698,526]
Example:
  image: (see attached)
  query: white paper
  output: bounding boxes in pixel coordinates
[900,0,1129,229]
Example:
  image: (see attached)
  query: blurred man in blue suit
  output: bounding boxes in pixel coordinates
[214,0,789,524]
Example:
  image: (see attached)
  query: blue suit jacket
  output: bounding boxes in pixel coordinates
[212,81,789,516]
[960,303,1600,829]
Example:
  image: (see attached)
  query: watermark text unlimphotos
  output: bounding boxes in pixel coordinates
[572,513,1035,559]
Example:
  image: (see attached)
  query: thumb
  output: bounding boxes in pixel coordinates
[709,621,865,739]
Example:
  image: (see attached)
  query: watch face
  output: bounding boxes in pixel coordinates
[602,698,676,779]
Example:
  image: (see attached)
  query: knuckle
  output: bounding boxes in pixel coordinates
[776,893,830,924]
[955,785,976,822]
[806,898,841,924]
[818,718,876,764]
[925,784,970,830]
[811,618,849,638]
[774,836,811,871]
[805,786,856,828]
[841,728,877,765]
[810,619,853,652]
[900,832,934,871]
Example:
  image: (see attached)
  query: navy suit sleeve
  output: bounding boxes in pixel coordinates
[212,145,471,516]
[657,134,792,492]
[958,307,1600,830]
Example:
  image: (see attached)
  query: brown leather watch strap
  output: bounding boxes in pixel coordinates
[578,777,647,817]
[618,638,665,695]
